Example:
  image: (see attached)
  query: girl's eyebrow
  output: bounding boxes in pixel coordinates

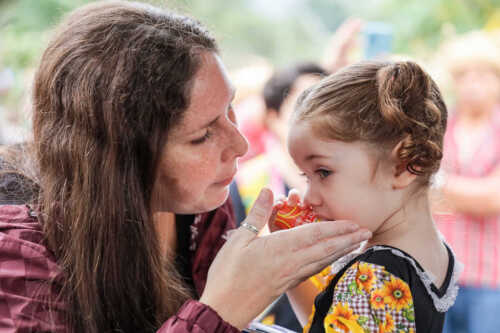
[305,154,329,161]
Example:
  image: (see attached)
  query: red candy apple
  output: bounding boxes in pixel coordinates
[274,202,319,230]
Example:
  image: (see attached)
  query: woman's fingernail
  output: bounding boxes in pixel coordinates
[257,188,271,204]
[362,231,372,239]
[348,224,359,231]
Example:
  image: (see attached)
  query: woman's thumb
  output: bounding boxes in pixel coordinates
[242,188,274,234]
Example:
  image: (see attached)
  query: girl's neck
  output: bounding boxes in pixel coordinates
[365,192,435,247]
[363,191,449,287]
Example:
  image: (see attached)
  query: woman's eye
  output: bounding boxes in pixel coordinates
[191,130,212,144]
[228,104,237,125]
[316,169,331,180]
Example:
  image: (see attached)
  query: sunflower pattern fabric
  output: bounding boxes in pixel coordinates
[322,262,416,333]
[305,245,459,333]
[310,265,336,291]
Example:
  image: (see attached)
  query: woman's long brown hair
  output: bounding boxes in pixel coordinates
[31,1,216,331]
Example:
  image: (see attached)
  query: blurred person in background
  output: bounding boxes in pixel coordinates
[433,31,500,333]
[228,63,273,223]
[230,62,273,163]
[321,18,363,73]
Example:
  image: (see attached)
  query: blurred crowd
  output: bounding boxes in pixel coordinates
[1,11,500,333]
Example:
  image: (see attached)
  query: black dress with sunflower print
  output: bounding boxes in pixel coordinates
[305,244,459,333]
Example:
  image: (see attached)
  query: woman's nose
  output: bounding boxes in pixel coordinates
[222,125,249,162]
[233,127,249,158]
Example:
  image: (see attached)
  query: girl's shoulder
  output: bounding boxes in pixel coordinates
[330,244,462,313]
[333,246,413,279]
[306,245,462,332]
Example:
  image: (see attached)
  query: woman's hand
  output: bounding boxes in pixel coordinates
[199,188,371,329]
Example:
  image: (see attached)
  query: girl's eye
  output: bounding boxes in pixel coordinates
[316,169,332,180]
[191,130,212,144]
[299,172,310,183]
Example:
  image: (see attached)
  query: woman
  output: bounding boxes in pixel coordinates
[0,1,370,332]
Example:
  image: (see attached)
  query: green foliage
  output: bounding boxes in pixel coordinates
[0,0,93,69]
[166,0,329,68]
[375,0,497,54]
[3,0,495,135]
[1,0,497,70]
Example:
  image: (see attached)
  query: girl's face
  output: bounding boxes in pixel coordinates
[288,120,401,232]
[152,52,248,214]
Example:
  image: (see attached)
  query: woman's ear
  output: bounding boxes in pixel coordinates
[390,141,418,190]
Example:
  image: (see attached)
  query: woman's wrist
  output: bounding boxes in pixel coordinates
[174,299,241,331]
[199,292,253,329]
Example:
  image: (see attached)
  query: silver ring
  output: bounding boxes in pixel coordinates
[240,221,259,234]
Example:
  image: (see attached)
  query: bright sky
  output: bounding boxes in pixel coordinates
[248,0,304,19]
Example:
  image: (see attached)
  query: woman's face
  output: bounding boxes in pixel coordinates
[153,52,248,214]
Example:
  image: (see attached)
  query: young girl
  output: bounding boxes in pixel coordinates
[282,61,462,333]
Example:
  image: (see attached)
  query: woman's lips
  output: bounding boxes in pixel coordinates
[215,171,236,186]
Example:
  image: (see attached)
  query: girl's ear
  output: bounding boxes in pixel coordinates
[390,140,418,190]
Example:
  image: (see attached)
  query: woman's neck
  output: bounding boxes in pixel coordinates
[364,191,449,287]
[152,211,177,260]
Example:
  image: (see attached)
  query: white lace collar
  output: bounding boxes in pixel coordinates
[330,243,463,312]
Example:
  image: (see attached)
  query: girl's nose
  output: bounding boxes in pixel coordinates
[303,184,321,208]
